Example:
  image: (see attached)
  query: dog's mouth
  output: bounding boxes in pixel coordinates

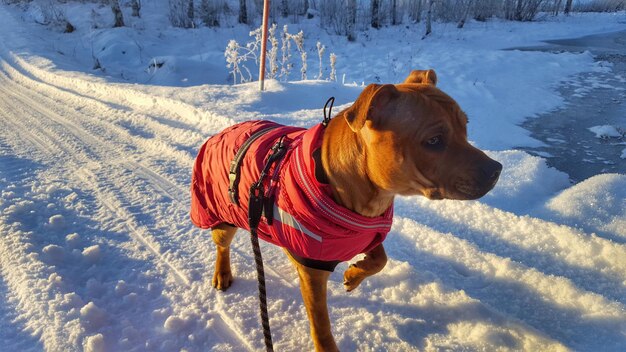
[422,183,486,201]
[455,182,481,198]
[453,174,500,200]
[422,187,444,200]
[422,176,500,201]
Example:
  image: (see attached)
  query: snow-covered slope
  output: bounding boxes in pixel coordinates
[0,4,625,352]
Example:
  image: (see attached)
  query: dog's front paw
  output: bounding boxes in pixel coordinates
[212,270,233,291]
[343,264,366,292]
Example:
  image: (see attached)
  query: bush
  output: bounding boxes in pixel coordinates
[169,0,194,28]
[225,26,337,84]
[575,0,626,11]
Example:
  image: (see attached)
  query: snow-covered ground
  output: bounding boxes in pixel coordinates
[0,3,625,351]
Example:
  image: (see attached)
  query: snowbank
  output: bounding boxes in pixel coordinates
[542,173,626,241]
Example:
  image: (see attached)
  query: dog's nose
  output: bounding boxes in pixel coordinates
[482,160,503,184]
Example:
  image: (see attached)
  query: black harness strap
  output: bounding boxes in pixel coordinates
[228,126,279,205]
[287,249,341,272]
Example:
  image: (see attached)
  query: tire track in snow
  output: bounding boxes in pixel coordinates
[1,41,290,263]
[0,74,192,285]
[0,225,82,351]
[0,15,260,350]
[213,296,257,351]
[0,135,84,351]
[0,56,207,210]
[2,58,302,288]
[0,50,234,136]
[76,167,192,287]
[6,81,185,206]
[0,139,43,347]
[0,96,67,160]
[0,62,265,349]
[0,64,297,290]
[0,60,203,170]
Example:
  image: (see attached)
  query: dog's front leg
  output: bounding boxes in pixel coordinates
[343,243,387,292]
[292,260,339,352]
[211,223,237,290]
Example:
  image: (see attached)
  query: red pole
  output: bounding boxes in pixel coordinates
[259,0,271,91]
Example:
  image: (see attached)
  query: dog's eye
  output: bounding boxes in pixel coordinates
[427,136,442,145]
[424,135,445,151]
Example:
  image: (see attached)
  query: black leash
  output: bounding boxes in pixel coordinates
[248,136,288,352]
[249,225,273,351]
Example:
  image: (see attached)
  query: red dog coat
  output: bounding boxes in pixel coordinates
[190,120,393,270]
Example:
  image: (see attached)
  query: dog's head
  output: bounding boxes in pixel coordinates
[342,69,502,200]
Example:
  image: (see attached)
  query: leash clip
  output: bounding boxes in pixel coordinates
[249,136,289,231]
[266,136,287,165]
[263,194,275,225]
[248,182,265,231]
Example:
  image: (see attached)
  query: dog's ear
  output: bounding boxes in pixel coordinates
[403,69,437,86]
[344,84,399,132]
[344,84,380,132]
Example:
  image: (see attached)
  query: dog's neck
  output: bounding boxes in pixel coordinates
[319,116,394,218]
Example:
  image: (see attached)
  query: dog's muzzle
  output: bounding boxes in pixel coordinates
[482,159,503,188]
[454,159,502,199]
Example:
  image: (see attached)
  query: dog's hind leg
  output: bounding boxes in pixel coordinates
[343,243,387,292]
[211,223,237,290]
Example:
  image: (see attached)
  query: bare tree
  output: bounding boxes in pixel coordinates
[457,0,474,28]
[371,0,380,28]
[130,0,141,17]
[200,0,222,26]
[281,0,288,17]
[110,0,125,27]
[553,0,563,15]
[503,0,515,19]
[347,0,357,41]
[514,0,546,21]
[515,0,524,20]
[169,0,194,27]
[391,0,398,25]
[564,0,573,14]
[424,0,433,38]
[319,0,349,36]
[409,0,423,23]
[239,0,247,23]
[187,0,195,25]
[473,0,498,21]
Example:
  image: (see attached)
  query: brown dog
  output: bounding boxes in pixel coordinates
[208,69,501,351]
